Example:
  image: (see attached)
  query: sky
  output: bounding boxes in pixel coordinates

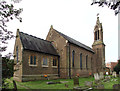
[1,0,118,63]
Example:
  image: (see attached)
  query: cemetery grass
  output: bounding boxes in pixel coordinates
[6,76,119,89]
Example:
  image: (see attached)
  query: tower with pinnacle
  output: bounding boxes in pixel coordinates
[92,16,105,73]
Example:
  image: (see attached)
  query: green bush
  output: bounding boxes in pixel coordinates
[114,60,120,74]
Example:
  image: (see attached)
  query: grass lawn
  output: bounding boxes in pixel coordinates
[5,76,119,90]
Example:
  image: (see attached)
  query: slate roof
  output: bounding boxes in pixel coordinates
[54,29,94,53]
[19,32,59,56]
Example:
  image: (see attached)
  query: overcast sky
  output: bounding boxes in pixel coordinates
[2,0,118,63]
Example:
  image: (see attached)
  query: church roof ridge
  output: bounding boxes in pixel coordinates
[19,31,51,43]
[19,31,59,56]
[53,29,94,53]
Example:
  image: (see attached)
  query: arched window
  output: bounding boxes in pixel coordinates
[53,58,57,66]
[91,57,92,69]
[98,30,99,40]
[72,50,75,67]
[30,55,33,64]
[34,56,36,65]
[95,31,97,40]
[86,55,88,69]
[16,46,18,63]
[80,53,82,70]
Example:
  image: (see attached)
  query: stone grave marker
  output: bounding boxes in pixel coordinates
[105,76,111,80]
[112,71,117,78]
[99,72,104,80]
[94,73,100,81]
[119,72,120,77]
[73,87,89,90]
[96,84,104,89]
[119,72,120,84]
[85,81,93,87]
[73,77,79,86]
[113,84,120,89]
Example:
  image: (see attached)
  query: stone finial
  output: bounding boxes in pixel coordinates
[17,29,20,32]
[50,25,53,29]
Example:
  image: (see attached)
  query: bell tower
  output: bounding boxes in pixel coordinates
[92,16,105,73]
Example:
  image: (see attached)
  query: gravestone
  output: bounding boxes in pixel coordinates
[94,73,100,81]
[112,71,117,78]
[73,87,89,90]
[113,84,120,89]
[46,81,60,84]
[85,81,93,87]
[96,84,104,89]
[105,76,111,80]
[94,73,100,84]
[73,77,79,86]
[60,81,69,83]
[99,72,104,80]
[119,72,120,77]
[119,72,120,84]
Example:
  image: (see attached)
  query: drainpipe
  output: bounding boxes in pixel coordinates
[69,43,71,79]
[58,56,60,77]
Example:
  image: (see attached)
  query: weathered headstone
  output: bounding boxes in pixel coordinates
[96,84,104,89]
[60,81,69,83]
[73,87,90,90]
[85,81,93,87]
[105,76,111,80]
[119,72,120,84]
[73,77,79,86]
[113,84,120,89]
[112,71,117,78]
[119,72,120,77]
[99,72,104,80]
[46,81,60,84]
[94,73,100,81]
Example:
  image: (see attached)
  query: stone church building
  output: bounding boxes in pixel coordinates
[13,17,105,82]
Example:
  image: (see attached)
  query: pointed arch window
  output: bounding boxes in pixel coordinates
[80,53,82,70]
[34,56,36,65]
[30,55,33,64]
[16,46,18,63]
[91,57,92,69]
[98,30,99,40]
[72,50,75,68]
[95,31,97,40]
[29,55,37,66]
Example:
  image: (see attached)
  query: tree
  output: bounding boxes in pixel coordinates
[0,0,22,52]
[114,60,120,74]
[91,0,120,15]
[0,0,22,89]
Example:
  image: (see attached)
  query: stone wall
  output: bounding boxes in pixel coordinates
[69,44,93,77]
[13,30,23,82]
[22,50,58,75]
[46,28,94,78]
[46,28,68,78]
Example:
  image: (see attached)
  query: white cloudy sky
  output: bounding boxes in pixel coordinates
[2,0,118,63]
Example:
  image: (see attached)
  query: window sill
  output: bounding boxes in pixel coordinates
[42,65,48,67]
[29,65,37,67]
[52,66,57,68]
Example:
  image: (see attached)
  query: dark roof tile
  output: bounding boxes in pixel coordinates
[19,32,59,56]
